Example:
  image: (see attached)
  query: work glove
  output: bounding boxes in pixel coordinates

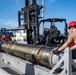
[53,48,61,54]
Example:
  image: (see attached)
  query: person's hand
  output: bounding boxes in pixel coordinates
[53,49,58,54]
[53,48,61,54]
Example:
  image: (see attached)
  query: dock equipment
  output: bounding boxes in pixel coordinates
[0,42,76,75]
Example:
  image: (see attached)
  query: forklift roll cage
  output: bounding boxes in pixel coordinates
[40,18,68,36]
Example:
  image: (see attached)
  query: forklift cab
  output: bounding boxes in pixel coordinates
[38,18,68,46]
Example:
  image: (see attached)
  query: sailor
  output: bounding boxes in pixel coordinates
[53,21,76,54]
[49,22,59,44]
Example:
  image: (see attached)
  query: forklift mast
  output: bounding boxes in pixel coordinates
[18,0,43,44]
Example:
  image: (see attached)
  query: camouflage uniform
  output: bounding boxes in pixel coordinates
[50,25,58,38]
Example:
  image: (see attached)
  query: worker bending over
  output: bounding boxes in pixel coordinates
[53,21,76,54]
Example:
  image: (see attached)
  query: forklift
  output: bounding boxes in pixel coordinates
[18,0,43,44]
[17,0,68,46]
[38,18,68,46]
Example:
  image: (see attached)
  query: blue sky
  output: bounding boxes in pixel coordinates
[0,0,76,33]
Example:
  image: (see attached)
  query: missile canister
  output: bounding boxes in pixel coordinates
[1,42,62,68]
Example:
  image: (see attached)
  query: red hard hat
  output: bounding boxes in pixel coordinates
[68,21,76,29]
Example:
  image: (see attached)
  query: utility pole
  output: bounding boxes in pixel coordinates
[37,0,38,4]
[42,0,44,34]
